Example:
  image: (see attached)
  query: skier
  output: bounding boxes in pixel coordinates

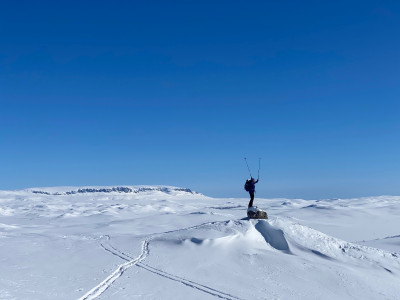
[245,177,259,207]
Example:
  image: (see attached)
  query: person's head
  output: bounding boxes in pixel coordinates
[250,177,254,182]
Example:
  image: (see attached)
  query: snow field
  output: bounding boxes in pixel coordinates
[0,187,399,299]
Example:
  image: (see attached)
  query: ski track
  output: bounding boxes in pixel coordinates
[136,263,242,300]
[103,237,242,300]
[354,234,400,249]
[78,238,150,300]
[80,220,242,300]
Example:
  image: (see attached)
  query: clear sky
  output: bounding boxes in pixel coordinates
[1,1,399,199]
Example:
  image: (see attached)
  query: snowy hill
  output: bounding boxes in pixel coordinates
[0,187,399,299]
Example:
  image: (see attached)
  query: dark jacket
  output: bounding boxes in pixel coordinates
[246,178,258,193]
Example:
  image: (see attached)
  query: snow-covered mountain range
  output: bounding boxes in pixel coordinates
[0,186,399,299]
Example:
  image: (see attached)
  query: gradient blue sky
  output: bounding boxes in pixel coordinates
[1,1,399,198]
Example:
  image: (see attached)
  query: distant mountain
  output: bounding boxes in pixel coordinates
[28,186,201,196]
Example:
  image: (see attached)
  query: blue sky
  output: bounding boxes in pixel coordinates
[1,1,399,198]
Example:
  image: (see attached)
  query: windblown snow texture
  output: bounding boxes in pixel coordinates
[0,186,400,299]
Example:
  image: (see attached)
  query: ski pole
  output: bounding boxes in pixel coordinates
[244,157,252,178]
[258,157,261,180]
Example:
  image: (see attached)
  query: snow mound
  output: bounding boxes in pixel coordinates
[141,218,400,299]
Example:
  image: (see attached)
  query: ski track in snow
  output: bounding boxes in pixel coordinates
[356,234,400,243]
[78,238,150,300]
[136,263,242,300]
[81,221,243,300]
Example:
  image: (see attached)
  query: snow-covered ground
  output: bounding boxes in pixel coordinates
[0,186,399,299]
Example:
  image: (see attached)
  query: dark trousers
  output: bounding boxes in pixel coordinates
[248,192,255,207]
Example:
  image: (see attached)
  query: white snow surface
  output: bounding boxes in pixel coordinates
[0,186,400,299]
